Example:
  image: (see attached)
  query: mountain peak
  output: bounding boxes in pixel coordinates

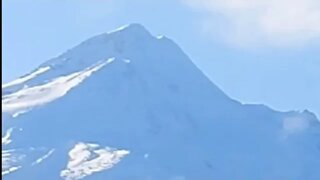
[102,23,153,42]
[110,23,150,35]
[41,23,155,69]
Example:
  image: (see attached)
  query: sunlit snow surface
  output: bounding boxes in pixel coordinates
[2,128,14,145]
[2,149,22,176]
[2,67,50,89]
[2,58,119,177]
[2,58,114,117]
[2,128,23,176]
[60,142,129,180]
[31,149,55,166]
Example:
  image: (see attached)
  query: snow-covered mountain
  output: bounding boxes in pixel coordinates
[2,23,320,180]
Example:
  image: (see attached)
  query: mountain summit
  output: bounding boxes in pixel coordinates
[2,24,320,180]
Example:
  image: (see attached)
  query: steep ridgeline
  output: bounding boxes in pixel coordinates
[2,24,320,180]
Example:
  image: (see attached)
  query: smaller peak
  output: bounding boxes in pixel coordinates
[302,109,318,120]
[156,35,168,40]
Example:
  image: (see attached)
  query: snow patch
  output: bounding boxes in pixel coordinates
[2,145,55,176]
[2,59,113,117]
[12,110,28,118]
[2,149,25,176]
[2,166,21,176]
[2,66,50,89]
[107,23,146,34]
[123,59,131,63]
[2,128,13,145]
[32,149,55,165]
[60,142,129,180]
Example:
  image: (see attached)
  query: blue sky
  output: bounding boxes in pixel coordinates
[3,0,320,117]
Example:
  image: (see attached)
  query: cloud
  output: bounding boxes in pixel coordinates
[183,0,320,46]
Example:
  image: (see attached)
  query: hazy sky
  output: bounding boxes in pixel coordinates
[3,0,320,117]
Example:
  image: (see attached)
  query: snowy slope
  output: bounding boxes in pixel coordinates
[2,23,320,180]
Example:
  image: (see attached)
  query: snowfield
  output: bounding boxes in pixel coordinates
[60,142,129,180]
[2,23,320,180]
[2,59,114,117]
